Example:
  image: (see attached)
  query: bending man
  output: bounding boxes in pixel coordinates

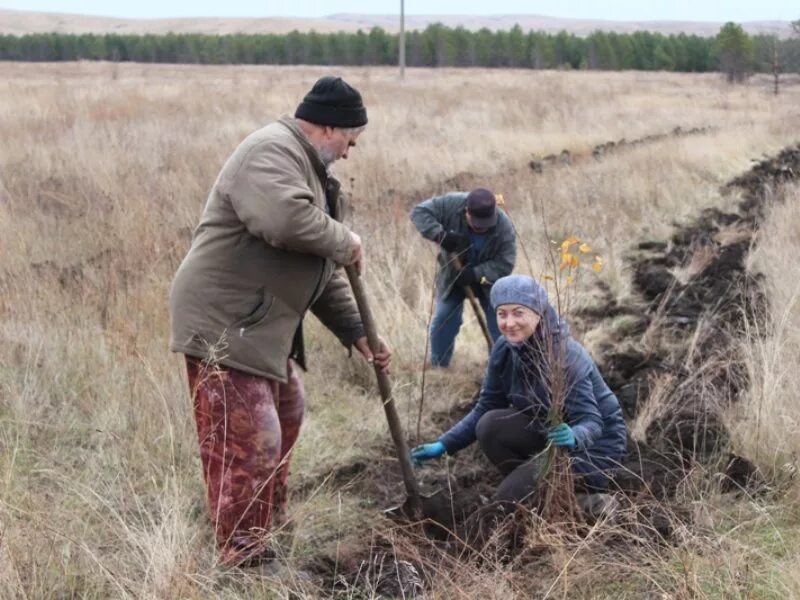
[410,188,516,367]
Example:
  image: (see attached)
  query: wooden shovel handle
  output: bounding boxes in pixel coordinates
[451,254,493,352]
[345,265,423,517]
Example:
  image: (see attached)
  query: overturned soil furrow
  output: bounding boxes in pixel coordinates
[529,125,716,173]
[380,124,717,210]
[579,144,800,493]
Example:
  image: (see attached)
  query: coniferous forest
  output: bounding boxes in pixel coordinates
[1,24,798,74]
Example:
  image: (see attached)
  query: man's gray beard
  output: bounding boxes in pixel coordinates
[318,146,337,167]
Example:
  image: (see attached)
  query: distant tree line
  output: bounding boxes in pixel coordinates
[0,23,798,75]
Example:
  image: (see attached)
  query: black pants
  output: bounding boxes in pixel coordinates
[475,408,548,504]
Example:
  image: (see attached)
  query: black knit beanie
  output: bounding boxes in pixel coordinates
[295,76,368,128]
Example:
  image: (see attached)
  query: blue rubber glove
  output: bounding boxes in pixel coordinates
[410,441,446,466]
[547,423,577,449]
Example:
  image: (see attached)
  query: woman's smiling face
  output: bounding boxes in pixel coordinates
[496,303,541,343]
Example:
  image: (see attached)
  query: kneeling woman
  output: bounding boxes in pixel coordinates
[412,274,627,504]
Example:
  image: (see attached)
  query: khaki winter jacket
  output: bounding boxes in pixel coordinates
[169,116,364,382]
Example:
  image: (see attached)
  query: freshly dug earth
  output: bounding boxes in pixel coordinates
[584,145,800,498]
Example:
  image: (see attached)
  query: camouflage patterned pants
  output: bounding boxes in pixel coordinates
[185,356,305,563]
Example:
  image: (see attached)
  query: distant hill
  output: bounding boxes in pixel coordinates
[0,8,795,38]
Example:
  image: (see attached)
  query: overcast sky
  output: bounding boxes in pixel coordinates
[1,0,797,21]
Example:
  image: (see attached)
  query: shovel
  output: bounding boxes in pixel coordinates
[345,265,425,519]
[450,254,493,352]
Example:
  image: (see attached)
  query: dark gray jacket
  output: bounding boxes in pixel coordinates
[410,192,516,297]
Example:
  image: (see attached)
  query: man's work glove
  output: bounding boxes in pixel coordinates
[439,230,469,253]
[454,266,478,287]
[547,423,577,449]
[410,441,446,466]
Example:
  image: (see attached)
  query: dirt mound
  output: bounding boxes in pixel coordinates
[597,147,800,417]
[580,145,800,505]
[592,126,715,157]
[307,535,427,598]
[726,146,800,202]
[530,125,715,173]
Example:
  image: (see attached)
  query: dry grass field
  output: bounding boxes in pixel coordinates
[1,62,800,598]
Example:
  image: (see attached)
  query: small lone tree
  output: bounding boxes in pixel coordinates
[715,22,753,83]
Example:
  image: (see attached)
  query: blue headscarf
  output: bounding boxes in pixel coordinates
[490,274,570,344]
[490,275,571,401]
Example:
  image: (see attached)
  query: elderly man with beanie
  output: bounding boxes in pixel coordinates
[169,76,390,566]
[411,274,626,506]
[410,188,516,367]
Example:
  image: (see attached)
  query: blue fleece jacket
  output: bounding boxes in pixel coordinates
[438,324,627,471]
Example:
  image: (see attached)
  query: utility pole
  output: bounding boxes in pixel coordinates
[772,41,779,96]
[399,0,406,79]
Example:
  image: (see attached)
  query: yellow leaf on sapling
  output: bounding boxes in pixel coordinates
[560,235,580,253]
[579,243,592,254]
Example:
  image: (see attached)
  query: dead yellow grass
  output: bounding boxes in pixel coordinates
[1,62,800,597]
[733,182,800,475]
